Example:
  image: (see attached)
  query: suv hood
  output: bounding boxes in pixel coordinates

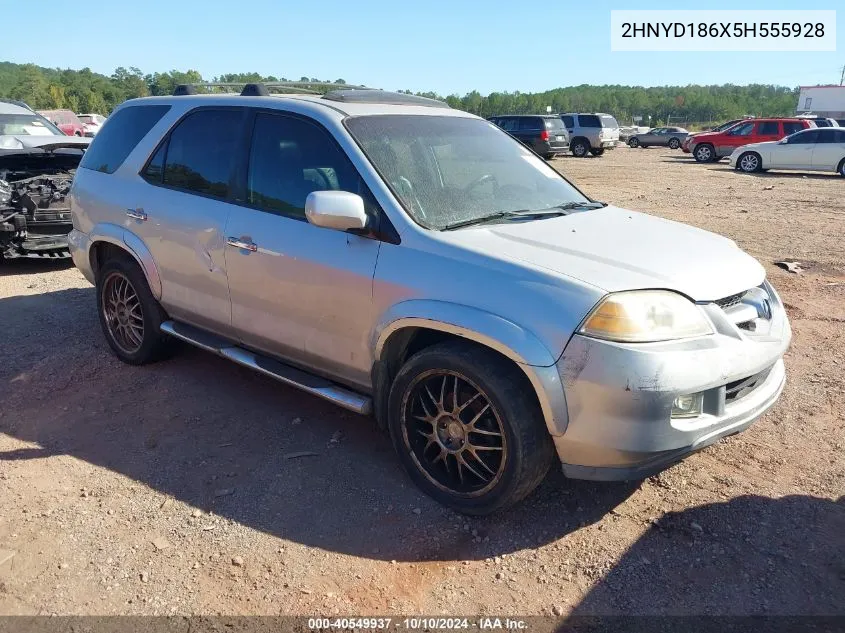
[447,206,765,301]
[689,130,720,141]
[0,135,91,151]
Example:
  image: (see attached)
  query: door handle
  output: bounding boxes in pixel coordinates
[126,208,147,221]
[226,236,258,252]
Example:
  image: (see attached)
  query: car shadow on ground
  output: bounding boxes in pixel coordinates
[0,287,637,563]
[0,256,74,277]
[568,494,845,620]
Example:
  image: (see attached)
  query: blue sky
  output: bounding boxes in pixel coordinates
[3,0,842,94]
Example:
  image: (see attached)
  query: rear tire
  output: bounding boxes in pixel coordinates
[571,139,590,158]
[838,158,845,177]
[543,153,555,160]
[387,341,554,515]
[668,138,681,149]
[589,148,605,156]
[694,144,715,163]
[96,255,172,365]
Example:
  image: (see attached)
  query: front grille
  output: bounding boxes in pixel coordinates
[715,291,747,310]
[725,365,773,404]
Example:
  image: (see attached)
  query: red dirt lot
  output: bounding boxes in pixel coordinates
[0,146,842,617]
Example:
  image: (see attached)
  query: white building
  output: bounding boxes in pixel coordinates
[796,85,845,119]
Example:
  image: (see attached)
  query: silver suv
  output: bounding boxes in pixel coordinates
[69,84,791,515]
[560,113,621,157]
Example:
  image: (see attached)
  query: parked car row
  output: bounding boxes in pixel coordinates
[489,112,621,158]
[35,109,106,137]
[59,83,791,514]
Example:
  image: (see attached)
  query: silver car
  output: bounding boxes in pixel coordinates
[68,85,791,514]
[628,126,690,149]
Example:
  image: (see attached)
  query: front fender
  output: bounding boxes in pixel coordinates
[87,223,162,300]
[373,300,569,435]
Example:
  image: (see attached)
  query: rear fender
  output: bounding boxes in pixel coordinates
[88,223,162,299]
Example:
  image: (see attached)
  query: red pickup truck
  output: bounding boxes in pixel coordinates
[689,118,816,163]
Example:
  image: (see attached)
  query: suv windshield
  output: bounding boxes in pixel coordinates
[346,115,590,230]
[0,113,64,137]
[599,115,619,128]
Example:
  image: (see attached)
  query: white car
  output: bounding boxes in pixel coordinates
[77,113,107,136]
[730,127,845,176]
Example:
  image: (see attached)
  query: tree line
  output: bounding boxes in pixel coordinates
[0,61,799,126]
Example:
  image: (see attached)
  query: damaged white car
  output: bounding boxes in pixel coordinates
[0,99,90,258]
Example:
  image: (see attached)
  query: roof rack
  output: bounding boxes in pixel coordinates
[172,81,372,97]
[169,82,450,109]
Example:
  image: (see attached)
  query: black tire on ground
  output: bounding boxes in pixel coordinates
[668,137,681,149]
[590,148,605,156]
[737,151,762,173]
[838,158,845,177]
[571,139,590,157]
[387,341,554,515]
[694,144,716,163]
[96,254,172,365]
[628,138,639,148]
[640,144,649,149]
[543,153,555,160]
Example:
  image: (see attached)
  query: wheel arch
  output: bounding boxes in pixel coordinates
[87,224,162,299]
[371,302,568,437]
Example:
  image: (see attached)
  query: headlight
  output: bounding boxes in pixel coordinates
[580,290,713,343]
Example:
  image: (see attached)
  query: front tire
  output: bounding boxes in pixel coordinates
[571,139,590,158]
[694,144,715,163]
[838,158,845,177]
[668,138,681,149]
[96,255,171,365]
[387,341,554,515]
[628,137,639,148]
[737,151,762,173]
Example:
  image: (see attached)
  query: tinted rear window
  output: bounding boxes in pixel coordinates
[758,121,779,135]
[518,117,542,131]
[80,105,170,174]
[783,122,805,135]
[578,115,601,127]
[600,115,619,128]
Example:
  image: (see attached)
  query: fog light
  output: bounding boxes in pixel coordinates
[671,393,703,418]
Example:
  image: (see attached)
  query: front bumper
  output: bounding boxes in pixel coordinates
[553,283,791,480]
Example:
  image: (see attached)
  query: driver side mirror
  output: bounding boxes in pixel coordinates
[305,190,368,232]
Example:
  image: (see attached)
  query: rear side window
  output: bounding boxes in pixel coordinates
[518,117,541,131]
[157,109,243,199]
[818,129,844,143]
[80,105,170,174]
[578,115,601,128]
[758,121,779,135]
[783,121,805,135]
[562,116,574,127]
[498,117,520,132]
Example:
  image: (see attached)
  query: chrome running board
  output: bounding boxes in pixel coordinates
[159,320,372,415]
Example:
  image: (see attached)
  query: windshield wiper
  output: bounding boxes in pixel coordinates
[440,202,606,231]
[544,201,607,211]
[441,211,523,231]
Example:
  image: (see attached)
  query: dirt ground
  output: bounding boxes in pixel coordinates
[0,147,843,618]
